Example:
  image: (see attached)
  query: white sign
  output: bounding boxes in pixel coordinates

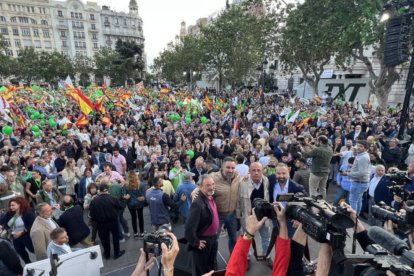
[320,69,334,79]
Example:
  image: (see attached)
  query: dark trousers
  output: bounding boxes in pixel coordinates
[13,233,34,264]
[191,236,218,276]
[97,220,120,258]
[128,207,144,234]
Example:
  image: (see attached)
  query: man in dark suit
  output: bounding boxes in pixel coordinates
[346,124,366,144]
[119,141,135,171]
[185,174,219,276]
[190,157,207,183]
[57,195,91,247]
[92,149,105,171]
[367,165,393,225]
[268,163,306,237]
[89,183,125,259]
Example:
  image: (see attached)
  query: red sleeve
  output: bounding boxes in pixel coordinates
[273,236,291,276]
[225,236,251,276]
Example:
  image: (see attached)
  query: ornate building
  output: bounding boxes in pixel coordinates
[0,0,57,57]
[0,0,145,60]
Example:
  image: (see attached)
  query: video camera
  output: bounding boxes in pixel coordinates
[276,193,355,260]
[387,172,413,202]
[142,229,172,256]
[371,201,414,231]
[343,226,414,276]
[252,198,277,220]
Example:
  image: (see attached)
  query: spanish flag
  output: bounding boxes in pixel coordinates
[66,85,94,115]
[95,97,106,114]
[296,117,311,129]
[258,87,263,98]
[102,114,112,126]
[115,111,124,118]
[203,97,213,111]
[160,87,170,95]
[231,120,239,142]
[313,96,322,103]
[75,115,89,128]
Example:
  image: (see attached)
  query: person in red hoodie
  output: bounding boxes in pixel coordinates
[225,202,290,276]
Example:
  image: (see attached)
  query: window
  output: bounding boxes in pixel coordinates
[19,17,29,24]
[79,13,83,19]
[62,41,67,47]
[0,28,8,35]
[124,19,127,25]
[43,29,49,38]
[41,20,48,26]
[61,31,65,37]
[58,10,63,17]
[23,39,32,48]
[15,40,21,47]
[30,19,37,25]
[12,28,19,36]
[83,42,86,48]
[75,41,79,48]
[0,16,6,22]
[21,28,30,36]
[38,7,46,14]
[91,24,96,30]
[4,39,10,46]
[93,42,98,49]
[81,32,85,38]
[115,18,119,24]
[33,29,39,37]
[34,40,41,48]
[10,17,17,23]
[92,33,97,39]
[5,49,13,56]
[44,40,51,49]
[31,7,34,13]
[90,14,95,20]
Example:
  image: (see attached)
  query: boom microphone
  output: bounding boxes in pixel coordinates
[367,226,409,255]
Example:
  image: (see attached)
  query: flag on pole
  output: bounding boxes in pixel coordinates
[102,114,112,126]
[66,85,95,115]
[296,117,312,128]
[74,115,89,128]
[231,120,239,142]
[203,97,213,111]
[95,97,106,114]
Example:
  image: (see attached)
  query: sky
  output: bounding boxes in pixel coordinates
[96,0,227,68]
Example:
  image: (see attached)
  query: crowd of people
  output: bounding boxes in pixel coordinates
[0,84,413,276]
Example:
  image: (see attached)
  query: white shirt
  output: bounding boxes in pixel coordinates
[39,217,58,230]
[52,242,72,253]
[368,175,382,197]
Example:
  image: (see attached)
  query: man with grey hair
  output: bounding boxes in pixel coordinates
[185,174,219,276]
[367,164,391,225]
[30,203,59,260]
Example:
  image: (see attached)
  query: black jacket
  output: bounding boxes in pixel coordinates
[185,192,214,250]
[120,147,135,171]
[89,193,122,223]
[190,167,206,183]
[57,205,90,246]
[268,177,307,203]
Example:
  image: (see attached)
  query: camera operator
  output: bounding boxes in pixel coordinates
[393,160,414,211]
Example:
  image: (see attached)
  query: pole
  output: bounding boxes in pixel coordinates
[189,68,192,93]
[398,48,414,139]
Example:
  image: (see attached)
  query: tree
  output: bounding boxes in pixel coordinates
[114,39,145,85]
[94,47,119,82]
[15,47,41,85]
[38,51,74,84]
[333,0,397,109]
[73,55,94,87]
[275,0,347,95]
[201,5,270,88]
[0,34,15,80]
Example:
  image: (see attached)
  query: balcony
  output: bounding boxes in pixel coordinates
[104,21,110,27]
[57,23,68,29]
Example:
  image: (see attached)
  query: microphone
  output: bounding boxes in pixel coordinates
[367,226,409,255]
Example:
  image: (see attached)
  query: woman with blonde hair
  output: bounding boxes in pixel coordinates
[122,171,148,239]
[61,158,82,198]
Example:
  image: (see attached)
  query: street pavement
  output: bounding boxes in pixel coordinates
[101,186,368,276]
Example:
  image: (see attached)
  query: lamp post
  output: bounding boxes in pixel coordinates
[269,62,276,92]
[256,57,268,96]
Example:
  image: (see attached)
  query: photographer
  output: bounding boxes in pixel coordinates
[226,203,290,276]
[393,160,414,211]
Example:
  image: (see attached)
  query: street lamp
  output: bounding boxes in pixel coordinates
[256,57,268,96]
[269,62,276,92]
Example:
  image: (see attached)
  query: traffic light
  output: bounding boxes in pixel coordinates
[384,16,411,67]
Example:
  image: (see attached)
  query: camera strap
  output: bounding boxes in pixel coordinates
[251,225,279,261]
[351,216,358,254]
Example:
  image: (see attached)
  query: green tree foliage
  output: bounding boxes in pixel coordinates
[15,47,42,85]
[94,47,119,80]
[38,51,74,84]
[114,39,145,85]
[154,5,271,88]
[0,34,16,79]
[73,55,94,87]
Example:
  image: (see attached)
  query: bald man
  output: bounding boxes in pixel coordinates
[239,162,270,256]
